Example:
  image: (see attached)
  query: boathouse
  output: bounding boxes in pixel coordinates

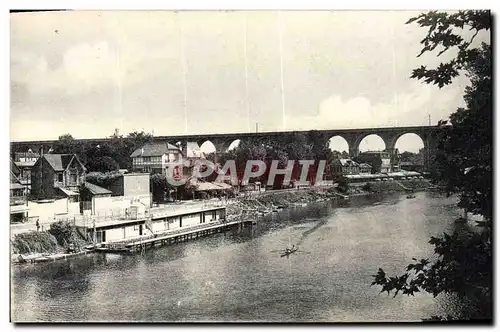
[76,202,226,244]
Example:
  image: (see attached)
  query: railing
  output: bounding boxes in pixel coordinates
[10,196,27,206]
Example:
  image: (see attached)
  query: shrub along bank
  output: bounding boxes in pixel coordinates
[11,221,90,256]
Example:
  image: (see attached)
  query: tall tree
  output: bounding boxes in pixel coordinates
[371,10,491,321]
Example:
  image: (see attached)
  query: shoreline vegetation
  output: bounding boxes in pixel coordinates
[11,178,437,264]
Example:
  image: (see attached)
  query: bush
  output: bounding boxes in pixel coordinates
[362,183,372,192]
[49,220,89,250]
[11,231,59,254]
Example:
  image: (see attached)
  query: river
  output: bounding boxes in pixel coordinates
[11,191,468,322]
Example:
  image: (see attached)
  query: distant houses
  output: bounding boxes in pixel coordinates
[130,142,183,175]
[13,149,40,190]
[330,158,360,177]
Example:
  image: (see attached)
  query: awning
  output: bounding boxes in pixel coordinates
[195,182,233,191]
[58,187,79,196]
[10,205,29,213]
[10,183,25,190]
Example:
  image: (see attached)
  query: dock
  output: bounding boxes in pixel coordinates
[16,250,94,264]
[97,218,256,254]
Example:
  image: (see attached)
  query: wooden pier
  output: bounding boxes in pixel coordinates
[97,218,256,254]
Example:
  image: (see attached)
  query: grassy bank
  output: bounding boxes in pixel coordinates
[347,178,436,195]
[11,221,90,258]
[226,187,338,218]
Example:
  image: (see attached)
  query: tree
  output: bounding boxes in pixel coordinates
[371,10,491,321]
[85,156,120,173]
[54,134,75,153]
[353,154,382,174]
[150,173,169,203]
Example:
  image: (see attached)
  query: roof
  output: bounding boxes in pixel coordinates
[130,143,181,158]
[184,142,205,159]
[15,151,40,159]
[11,159,20,175]
[15,161,36,168]
[42,154,86,172]
[338,159,359,167]
[360,151,391,156]
[57,187,79,196]
[399,161,424,166]
[10,170,21,184]
[84,182,113,195]
[195,182,232,191]
[10,182,24,190]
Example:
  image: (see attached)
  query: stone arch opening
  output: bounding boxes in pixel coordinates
[394,133,425,154]
[357,134,386,153]
[328,136,349,156]
[199,141,216,155]
[226,139,241,152]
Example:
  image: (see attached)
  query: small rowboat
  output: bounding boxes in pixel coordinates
[280,247,298,257]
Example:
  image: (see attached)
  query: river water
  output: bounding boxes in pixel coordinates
[11,191,468,322]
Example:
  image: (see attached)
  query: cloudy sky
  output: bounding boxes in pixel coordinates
[10,10,488,152]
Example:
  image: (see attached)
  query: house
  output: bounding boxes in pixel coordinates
[105,173,151,198]
[79,182,113,214]
[84,173,152,216]
[330,158,360,176]
[14,149,40,163]
[13,149,40,188]
[130,142,183,175]
[399,161,424,173]
[10,163,28,223]
[183,142,205,159]
[355,151,392,174]
[359,163,373,174]
[30,154,86,201]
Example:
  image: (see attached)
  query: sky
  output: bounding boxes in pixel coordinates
[10,10,489,153]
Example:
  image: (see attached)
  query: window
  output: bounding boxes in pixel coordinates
[143,157,151,162]
[58,173,63,182]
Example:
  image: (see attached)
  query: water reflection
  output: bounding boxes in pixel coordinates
[12,192,466,322]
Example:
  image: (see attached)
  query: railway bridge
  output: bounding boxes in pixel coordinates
[10,125,449,170]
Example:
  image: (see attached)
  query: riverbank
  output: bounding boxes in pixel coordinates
[10,221,91,264]
[10,179,436,264]
[226,186,340,220]
[346,178,438,196]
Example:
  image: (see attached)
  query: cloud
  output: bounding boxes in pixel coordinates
[285,81,465,131]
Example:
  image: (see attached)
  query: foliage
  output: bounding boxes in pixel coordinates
[407,10,490,88]
[206,131,334,186]
[85,155,120,173]
[372,10,492,321]
[353,154,382,174]
[336,177,349,193]
[85,171,123,188]
[49,220,89,250]
[52,130,154,171]
[399,149,424,164]
[11,231,59,254]
[362,183,372,192]
[150,173,174,203]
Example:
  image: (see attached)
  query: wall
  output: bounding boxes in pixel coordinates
[123,174,150,197]
[90,194,151,218]
[151,219,169,233]
[31,158,58,198]
[167,216,181,231]
[27,198,80,222]
[93,196,130,214]
[181,213,202,228]
[105,228,125,242]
